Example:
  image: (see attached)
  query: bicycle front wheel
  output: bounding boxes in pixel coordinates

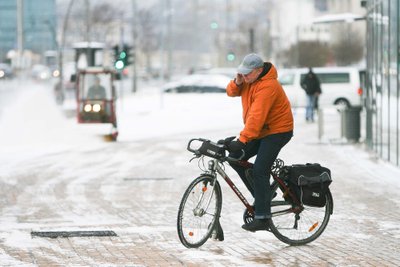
[269,182,333,245]
[177,174,222,248]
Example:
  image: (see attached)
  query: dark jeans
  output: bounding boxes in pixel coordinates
[229,131,293,219]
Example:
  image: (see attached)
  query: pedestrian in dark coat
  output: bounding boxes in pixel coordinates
[301,68,321,122]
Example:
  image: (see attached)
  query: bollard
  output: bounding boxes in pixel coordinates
[318,108,324,141]
[337,105,347,139]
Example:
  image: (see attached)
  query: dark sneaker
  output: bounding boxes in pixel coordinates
[242,219,270,232]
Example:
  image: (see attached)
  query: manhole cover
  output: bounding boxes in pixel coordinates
[31,230,117,238]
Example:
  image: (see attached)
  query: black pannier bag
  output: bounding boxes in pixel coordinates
[287,163,332,207]
[198,140,226,159]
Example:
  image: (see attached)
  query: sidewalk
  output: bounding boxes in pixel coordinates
[1,87,400,266]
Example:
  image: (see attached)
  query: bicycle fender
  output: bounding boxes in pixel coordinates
[327,189,334,215]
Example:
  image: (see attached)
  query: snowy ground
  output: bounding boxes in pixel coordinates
[0,78,400,266]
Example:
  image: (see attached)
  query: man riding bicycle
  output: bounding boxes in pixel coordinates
[225,53,294,232]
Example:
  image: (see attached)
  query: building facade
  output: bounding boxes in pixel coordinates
[365,0,399,165]
[0,0,57,62]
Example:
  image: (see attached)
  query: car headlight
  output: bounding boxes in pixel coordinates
[0,70,4,78]
[39,72,49,79]
[52,70,60,77]
[92,104,101,112]
[84,104,92,112]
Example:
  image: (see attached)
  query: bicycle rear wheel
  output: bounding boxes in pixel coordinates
[177,175,222,248]
[269,182,333,245]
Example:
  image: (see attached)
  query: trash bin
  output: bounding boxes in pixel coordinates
[343,106,362,142]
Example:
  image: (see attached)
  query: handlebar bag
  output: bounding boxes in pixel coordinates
[286,163,332,207]
[198,141,226,159]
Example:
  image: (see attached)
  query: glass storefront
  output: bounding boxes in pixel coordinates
[365,0,399,165]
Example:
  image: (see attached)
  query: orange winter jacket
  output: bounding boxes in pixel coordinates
[226,63,293,143]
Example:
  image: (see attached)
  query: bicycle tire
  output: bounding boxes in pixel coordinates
[177,174,222,248]
[269,182,333,245]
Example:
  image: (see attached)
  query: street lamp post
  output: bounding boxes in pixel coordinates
[131,0,138,93]
[58,0,75,94]
[16,0,24,70]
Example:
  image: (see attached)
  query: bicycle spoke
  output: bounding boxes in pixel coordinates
[271,208,294,217]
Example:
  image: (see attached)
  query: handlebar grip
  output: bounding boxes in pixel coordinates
[187,138,209,153]
[187,138,197,153]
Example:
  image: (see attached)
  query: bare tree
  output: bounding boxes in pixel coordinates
[279,26,364,68]
[331,27,364,66]
[282,41,331,68]
[137,9,159,75]
[90,3,123,42]
[63,2,124,45]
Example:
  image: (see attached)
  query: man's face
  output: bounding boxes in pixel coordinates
[243,68,262,84]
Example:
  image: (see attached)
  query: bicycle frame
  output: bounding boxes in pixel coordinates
[204,159,255,216]
[270,174,304,217]
[206,157,303,218]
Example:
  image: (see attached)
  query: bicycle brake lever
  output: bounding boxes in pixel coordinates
[238,149,245,160]
[189,154,201,163]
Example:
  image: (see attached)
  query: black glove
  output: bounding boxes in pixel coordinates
[217,136,236,146]
[228,140,245,152]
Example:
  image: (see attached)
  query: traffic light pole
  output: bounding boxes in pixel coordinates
[119,25,124,109]
[58,0,75,99]
[131,0,138,93]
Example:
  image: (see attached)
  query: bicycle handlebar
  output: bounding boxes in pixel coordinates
[186,138,207,154]
[187,138,245,162]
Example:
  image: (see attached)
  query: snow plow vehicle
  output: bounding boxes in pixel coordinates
[75,67,118,141]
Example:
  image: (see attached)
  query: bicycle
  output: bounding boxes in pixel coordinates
[177,138,333,248]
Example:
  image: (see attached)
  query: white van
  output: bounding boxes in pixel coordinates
[278,67,363,108]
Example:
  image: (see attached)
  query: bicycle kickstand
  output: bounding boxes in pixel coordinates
[293,213,300,230]
[211,218,224,242]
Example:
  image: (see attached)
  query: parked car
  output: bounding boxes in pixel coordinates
[162,74,231,93]
[31,64,51,80]
[0,63,14,79]
[278,67,363,108]
[195,67,236,79]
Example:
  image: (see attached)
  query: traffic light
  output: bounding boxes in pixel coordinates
[114,44,133,70]
[114,46,126,70]
[114,58,125,70]
[113,45,119,59]
[226,51,235,62]
[123,44,133,66]
[210,21,218,30]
